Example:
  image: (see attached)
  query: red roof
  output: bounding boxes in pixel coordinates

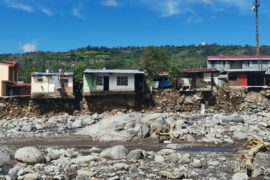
[0,61,18,66]
[208,56,270,60]
[181,68,218,73]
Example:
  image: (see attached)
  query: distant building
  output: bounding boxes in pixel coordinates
[0,61,30,96]
[208,56,270,88]
[31,72,74,98]
[83,69,145,96]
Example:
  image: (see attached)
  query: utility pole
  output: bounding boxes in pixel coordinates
[253,0,260,56]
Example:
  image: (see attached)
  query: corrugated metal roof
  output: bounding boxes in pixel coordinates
[32,72,74,76]
[208,56,270,61]
[84,69,145,74]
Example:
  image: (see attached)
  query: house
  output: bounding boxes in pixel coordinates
[179,68,219,91]
[0,61,31,96]
[31,71,74,98]
[208,56,270,88]
[83,69,145,96]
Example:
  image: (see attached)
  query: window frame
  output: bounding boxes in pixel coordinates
[96,76,103,86]
[117,76,128,86]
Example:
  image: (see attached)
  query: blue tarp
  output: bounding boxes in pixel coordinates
[159,80,172,88]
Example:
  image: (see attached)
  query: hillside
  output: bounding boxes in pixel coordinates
[0,44,270,82]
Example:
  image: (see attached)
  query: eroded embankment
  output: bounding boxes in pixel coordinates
[1,89,270,117]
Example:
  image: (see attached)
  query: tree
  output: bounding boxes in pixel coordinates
[140,46,168,80]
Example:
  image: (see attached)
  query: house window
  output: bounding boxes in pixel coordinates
[117,76,128,86]
[211,61,215,67]
[96,76,103,86]
[246,61,251,67]
[37,78,43,82]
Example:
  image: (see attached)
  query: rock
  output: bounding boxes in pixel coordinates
[232,172,248,180]
[191,160,203,168]
[112,163,130,171]
[208,160,220,166]
[157,149,176,155]
[100,145,128,159]
[166,144,182,150]
[127,149,143,161]
[8,163,27,180]
[71,119,82,128]
[23,173,39,180]
[15,147,45,164]
[79,113,149,141]
[160,171,185,179]
[71,155,101,164]
[21,125,33,132]
[221,114,244,123]
[165,153,179,163]
[76,169,91,180]
[233,132,248,140]
[149,118,170,134]
[0,146,11,166]
[154,154,164,163]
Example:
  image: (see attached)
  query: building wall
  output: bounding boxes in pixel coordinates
[83,73,135,94]
[0,64,9,96]
[32,76,73,95]
[208,60,270,71]
[31,76,51,93]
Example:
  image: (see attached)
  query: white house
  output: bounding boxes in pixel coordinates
[83,69,145,96]
[31,72,74,98]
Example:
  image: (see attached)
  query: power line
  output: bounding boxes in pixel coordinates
[253,0,260,56]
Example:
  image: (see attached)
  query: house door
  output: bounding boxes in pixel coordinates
[239,74,247,87]
[103,76,109,91]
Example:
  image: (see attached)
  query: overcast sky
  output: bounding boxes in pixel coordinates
[1,0,270,53]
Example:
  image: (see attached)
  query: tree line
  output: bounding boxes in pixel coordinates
[0,44,269,83]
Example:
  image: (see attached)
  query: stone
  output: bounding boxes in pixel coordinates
[154,154,164,163]
[0,146,11,166]
[221,114,244,123]
[157,149,176,155]
[71,155,101,164]
[127,149,143,161]
[79,113,149,141]
[233,132,248,140]
[23,173,39,180]
[191,160,203,168]
[15,147,45,164]
[232,172,248,180]
[112,163,130,171]
[165,153,179,163]
[100,145,128,159]
[160,171,185,179]
[76,169,91,180]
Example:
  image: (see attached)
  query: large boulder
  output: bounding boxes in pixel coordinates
[232,172,248,180]
[78,113,149,141]
[221,114,244,123]
[15,147,45,164]
[100,145,128,159]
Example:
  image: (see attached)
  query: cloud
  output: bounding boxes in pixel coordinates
[138,0,251,18]
[20,42,37,53]
[161,1,180,17]
[187,16,205,23]
[72,8,85,19]
[102,0,119,7]
[41,8,53,16]
[3,0,33,13]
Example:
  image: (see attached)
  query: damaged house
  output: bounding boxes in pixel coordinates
[83,69,145,107]
[31,71,74,98]
[179,68,219,91]
[208,56,270,88]
[0,61,31,96]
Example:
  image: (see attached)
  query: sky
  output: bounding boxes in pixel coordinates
[1,0,270,53]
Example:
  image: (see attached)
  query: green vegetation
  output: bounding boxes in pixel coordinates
[0,44,269,83]
[140,46,168,80]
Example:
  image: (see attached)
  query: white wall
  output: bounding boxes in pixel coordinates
[31,76,51,93]
[92,73,135,91]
